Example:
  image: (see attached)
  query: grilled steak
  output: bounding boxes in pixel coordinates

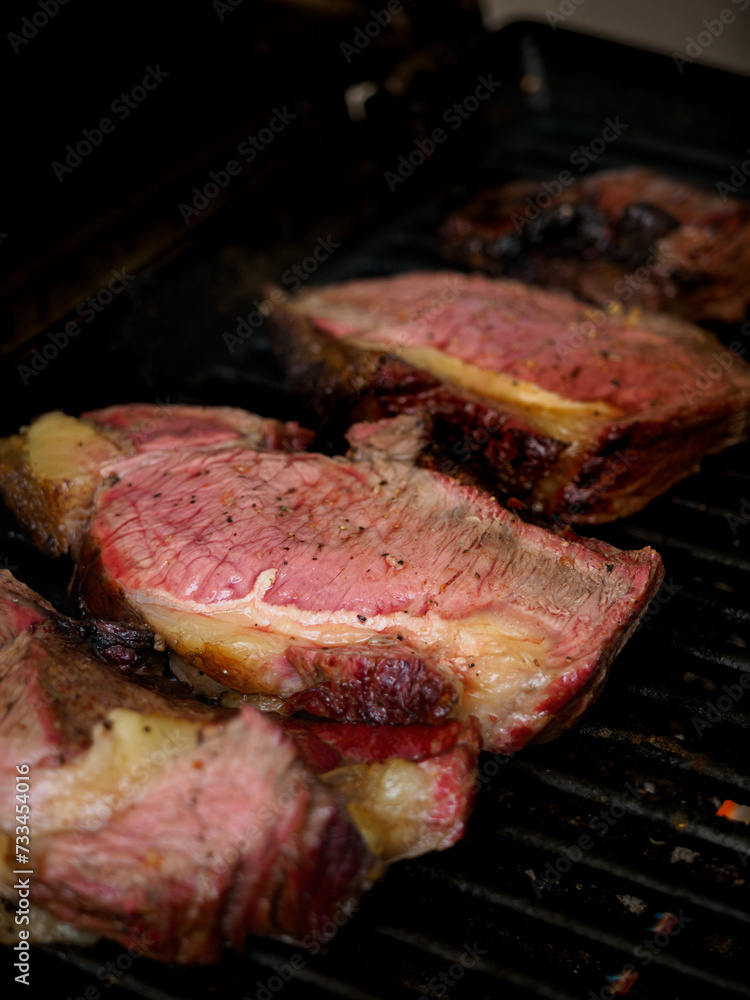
[0,406,663,753]
[0,570,479,961]
[268,270,750,523]
[438,167,750,322]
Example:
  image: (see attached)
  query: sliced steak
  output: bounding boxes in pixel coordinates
[438,167,750,322]
[0,570,479,960]
[0,406,663,753]
[268,270,750,522]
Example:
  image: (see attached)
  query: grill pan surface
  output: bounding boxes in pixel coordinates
[3,18,750,1000]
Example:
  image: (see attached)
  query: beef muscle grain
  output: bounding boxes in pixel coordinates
[439,167,750,322]
[0,403,312,558]
[0,571,479,961]
[268,271,750,523]
[0,406,663,754]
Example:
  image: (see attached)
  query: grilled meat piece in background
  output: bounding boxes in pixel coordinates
[438,167,750,322]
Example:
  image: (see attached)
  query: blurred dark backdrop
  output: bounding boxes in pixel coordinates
[0,0,487,354]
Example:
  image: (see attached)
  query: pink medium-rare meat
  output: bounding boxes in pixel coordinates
[283,273,720,411]
[0,404,312,558]
[269,270,750,522]
[0,406,663,753]
[438,166,750,321]
[0,570,479,960]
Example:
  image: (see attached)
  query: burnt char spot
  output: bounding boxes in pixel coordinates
[670,268,714,291]
[100,645,137,666]
[83,620,156,666]
[609,201,679,265]
[283,643,459,725]
[494,202,611,268]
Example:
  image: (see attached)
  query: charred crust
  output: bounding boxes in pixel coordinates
[283,644,460,726]
[76,534,147,626]
[83,620,158,667]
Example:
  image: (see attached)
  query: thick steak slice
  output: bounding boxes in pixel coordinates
[0,571,479,960]
[438,167,750,322]
[0,406,662,752]
[269,270,750,522]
